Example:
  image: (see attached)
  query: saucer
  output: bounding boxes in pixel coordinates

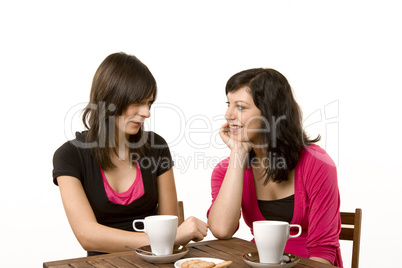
[242,252,300,268]
[174,257,226,268]
[135,244,188,263]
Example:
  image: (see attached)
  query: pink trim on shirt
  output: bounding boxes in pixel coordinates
[100,162,145,205]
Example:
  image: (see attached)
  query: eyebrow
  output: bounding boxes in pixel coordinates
[227,99,251,105]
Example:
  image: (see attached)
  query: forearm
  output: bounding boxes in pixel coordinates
[309,257,332,265]
[58,176,150,253]
[208,151,247,239]
[74,222,150,253]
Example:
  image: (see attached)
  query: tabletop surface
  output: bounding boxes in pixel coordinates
[43,238,336,268]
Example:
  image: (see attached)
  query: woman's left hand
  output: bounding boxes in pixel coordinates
[175,216,208,245]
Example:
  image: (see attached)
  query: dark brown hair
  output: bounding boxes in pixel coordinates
[82,52,157,170]
[226,68,320,183]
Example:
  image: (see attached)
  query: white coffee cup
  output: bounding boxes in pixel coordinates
[253,221,302,263]
[133,215,178,255]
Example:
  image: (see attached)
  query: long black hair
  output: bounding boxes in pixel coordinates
[82,52,157,170]
[226,68,320,183]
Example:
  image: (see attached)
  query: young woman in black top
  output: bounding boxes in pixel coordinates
[53,52,208,255]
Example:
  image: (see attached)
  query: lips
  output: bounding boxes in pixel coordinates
[229,124,242,132]
[130,121,143,126]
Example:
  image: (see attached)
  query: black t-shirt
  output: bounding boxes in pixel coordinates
[52,131,174,232]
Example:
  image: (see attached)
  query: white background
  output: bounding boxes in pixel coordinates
[1,1,401,267]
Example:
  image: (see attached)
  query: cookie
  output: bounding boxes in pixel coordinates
[214,261,233,268]
[181,259,216,268]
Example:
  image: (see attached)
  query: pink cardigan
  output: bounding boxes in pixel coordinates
[207,145,343,267]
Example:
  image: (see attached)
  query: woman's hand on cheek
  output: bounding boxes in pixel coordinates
[219,122,232,147]
[175,216,208,245]
[219,122,252,155]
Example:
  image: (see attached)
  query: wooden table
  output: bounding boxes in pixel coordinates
[43,238,337,268]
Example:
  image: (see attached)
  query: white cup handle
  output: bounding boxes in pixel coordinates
[132,219,145,232]
[289,224,302,238]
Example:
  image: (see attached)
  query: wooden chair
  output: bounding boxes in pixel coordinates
[340,208,362,268]
[178,201,185,225]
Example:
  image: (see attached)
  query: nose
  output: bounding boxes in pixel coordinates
[139,104,151,118]
[225,106,235,121]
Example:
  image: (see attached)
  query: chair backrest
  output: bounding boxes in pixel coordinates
[178,201,184,225]
[340,208,362,268]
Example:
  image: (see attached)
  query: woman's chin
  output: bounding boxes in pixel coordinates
[231,134,249,143]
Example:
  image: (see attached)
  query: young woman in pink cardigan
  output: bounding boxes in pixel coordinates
[207,68,343,267]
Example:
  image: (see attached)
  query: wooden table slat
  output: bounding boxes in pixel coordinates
[189,245,244,267]
[87,259,119,268]
[44,238,337,268]
[120,254,162,268]
[103,256,137,267]
[70,261,97,268]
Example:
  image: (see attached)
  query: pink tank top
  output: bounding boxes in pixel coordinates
[100,162,145,205]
